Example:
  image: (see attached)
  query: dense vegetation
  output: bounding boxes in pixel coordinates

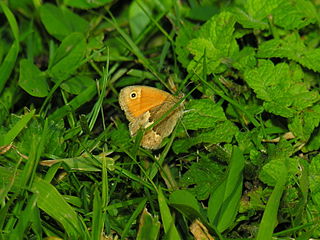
[1,0,320,239]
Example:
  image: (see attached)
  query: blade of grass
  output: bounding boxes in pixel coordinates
[48,84,96,122]
[120,197,147,240]
[1,109,35,146]
[105,11,169,90]
[256,167,287,240]
[0,2,19,94]
[157,187,181,239]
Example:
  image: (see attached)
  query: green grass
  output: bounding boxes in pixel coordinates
[1,0,320,239]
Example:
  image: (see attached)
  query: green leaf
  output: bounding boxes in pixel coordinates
[182,99,226,130]
[0,41,19,94]
[1,109,35,146]
[244,60,319,118]
[169,190,205,222]
[0,2,19,94]
[208,147,244,232]
[256,165,287,240]
[158,188,181,239]
[231,47,256,71]
[173,121,238,154]
[13,117,66,157]
[49,32,87,81]
[180,156,225,200]
[129,1,153,39]
[187,4,218,21]
[64,0,113,9]
[272,0,317,30]
[175,21,197,68]
[60,75,95,95]
[18,59,49,97]
[0,167,87,238]
[288,104,320,142]
[306,127,320,152]
[309,155,320,208]
[259,141,299,186]
[258,33,320,73]
[39,3,89,40]
[232,0,281,30]
[186,11,238,75]
[137,208,160,240]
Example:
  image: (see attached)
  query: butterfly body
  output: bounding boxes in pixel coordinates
[119,85,183,149]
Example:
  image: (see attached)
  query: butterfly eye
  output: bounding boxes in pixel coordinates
[130,91,137,99]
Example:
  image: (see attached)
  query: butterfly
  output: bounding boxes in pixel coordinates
[119,85,184,149]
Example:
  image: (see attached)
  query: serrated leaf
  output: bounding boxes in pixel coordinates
[49,32,87,81]
[288,105,320,142]
[259,142,299,186]
[39,3,89,40]
[309,155,320,208]
[183,99,226,130]
[110,123,131,148]
[18,59,49,97]
[232,0,281,30]
[258,33,320,73]
[173,121,237,154]
[13,117,66,157]
[180,157,225,200]
[232,47,256,71]
[186,11,238,75]
[244,60,319,118]
[175,21,197,68]
[272,0,317,30]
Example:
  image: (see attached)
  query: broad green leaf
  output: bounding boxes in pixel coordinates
[306,128,320,152]
[232,0,281,30]
[309,155,320,208]
[244,60,319,118]
[259,141,299,186]
[182,99,226,130]
[169,190,205,222]
[137,208,160,240]
[19,59,49,97]
[288,104,320,142]
[64,0,113,9]
[158,188,181,239]
[49,32,87,81]
[173,121,238,154]
[175,21,197,68]
[272,0,317,30]
[39,3,89,40]
[208,147,244,232]
[180,157,225,200]
[7,116,66,157]
[187,4,218,21]
[187,11,238,75]
[231,47,256,71]
[60,75,95,95]
[129,1,153,39]
[258,34,320,73]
